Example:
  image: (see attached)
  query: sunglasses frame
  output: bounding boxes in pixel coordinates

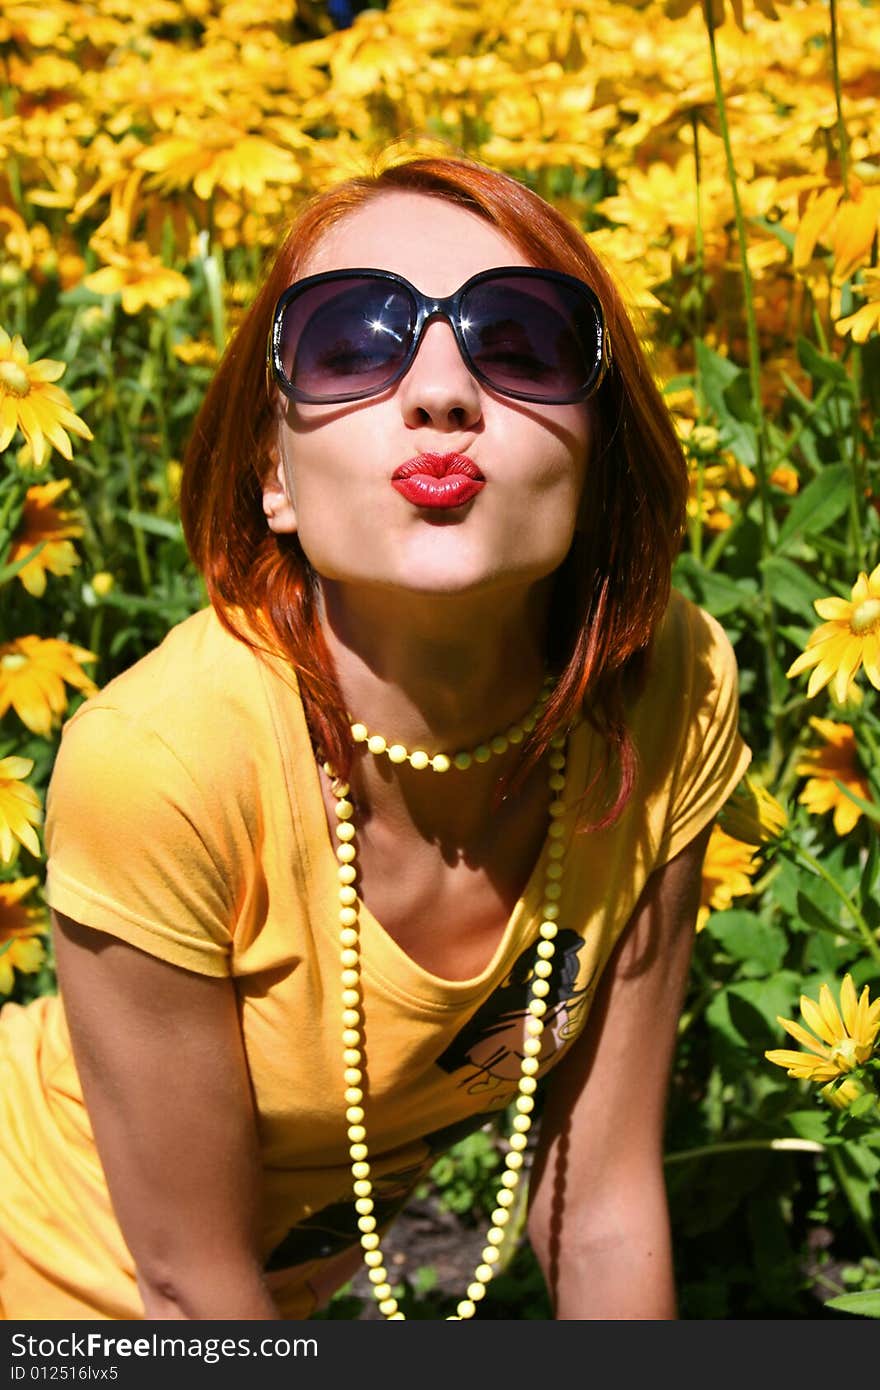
[267,265,611,406]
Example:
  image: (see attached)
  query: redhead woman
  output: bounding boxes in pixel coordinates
[0,155,750,1321]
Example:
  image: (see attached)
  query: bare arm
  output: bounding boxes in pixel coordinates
[52,911,280,1320]
[527,822,712,1319]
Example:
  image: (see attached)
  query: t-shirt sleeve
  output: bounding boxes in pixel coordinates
[652,600,752,867]
[45,703,234,976]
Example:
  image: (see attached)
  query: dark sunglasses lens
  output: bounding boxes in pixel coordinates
[277,278,415,399]
[461,275,601,400]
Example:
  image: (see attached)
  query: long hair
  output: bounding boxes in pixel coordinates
[180,154,688,827]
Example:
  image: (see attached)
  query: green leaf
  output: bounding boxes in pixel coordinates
[694,340,758,466]
[728,974,803,1041]
[796,335,851,387]
[673,553,755,617]
[760,556,824,621]
[775,463,851,553]
[786,1110,830,1143]
[703,910,787,976]
[824,1291,880,1317]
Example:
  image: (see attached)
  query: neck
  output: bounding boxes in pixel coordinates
[318,579,551,751]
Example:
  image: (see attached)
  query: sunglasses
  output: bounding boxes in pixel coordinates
[267,266,610,406]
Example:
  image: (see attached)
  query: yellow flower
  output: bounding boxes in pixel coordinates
[765,974,880,1084]
[696,825,760,931]
[135,125,302,201]
[0,636,97,738]
[794,183,880,286]
[786,564,880,704]
[0,329,93,470]
[0,876,46,997]
[664,0,782,29]
[718,775,787,845]
[0,756,41,864]
[8,478,83,597]
[83,242,191,315]
[836,269,880,344]
[795,718,874,836]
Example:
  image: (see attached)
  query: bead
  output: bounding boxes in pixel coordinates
[336,822,356,842]
[491,1207,510,1227]
[547,821,565,839]
[539,921,558,939]
[348,1124,366,1143]
[339,887,358,910]
[522,714,538,732]
[550,729,567,747]
[341,949,359,969]
[349,1142,368,1161]
[366,735,386,755]
[361,1234,380,1252]
[531,979,550,999]
[516,1095,534,1114]
[343,1048,361,1066]
[528,999,547,1017]
[501,1170,519,1188]
[353,1178,372,1196]
[453,751,472,770]
[474,744,492,763]
[536,941,555,959]
[481,1245,500,1264]
[373,1283,392,1301]
[342,1028,360,1047]
[512,1114,531,1134]
[490,736,508,755]
[533,959,553,978]
[548,751,565,769]
[337,843,356,863]
[355,1198,374,1215]
[548,840,565,859]
[548,773,565,791]
[346,1103,365,1122]
[457,1300,476,1319]
[508,1132,529,1152]
[339,907,358,928]
[367,1266,388,1283]
[379,1298,398,1316]
[340,928,358,949]
[525,1016,544,1036]
[341,968,359,987]
[521,1056,540,1076]
[548,801,565,818]
[351,723,368,742]
[342,1008,360,1029]
[546,862,563,880]
[358,1215,376,1233]
[335,799,354,820]
[351,1161,370,1179]
[342,989,360,1009]
[467,1283,487,1301]
[544,882,562,900]
[338,864,357,885]
[507,726,524,744]
[387,1311,405,1319]
[475,1265,494,1283]
[388,744,408,763]
[523,1037,542,1056]
[505,1151,525,1170]
[496,1189,515,1208]
[431,754,451,772]
[518,1076,537,1095]
[409,750,429,770]
[486,1227,505,1246]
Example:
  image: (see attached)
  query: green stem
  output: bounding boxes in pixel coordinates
[665,1137,826,1165]
[115,404,151,593]
[701,4,781,756]
[790,841,880,967]
[828,0,850,191]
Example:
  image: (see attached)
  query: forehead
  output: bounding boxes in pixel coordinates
[298,190,534,296]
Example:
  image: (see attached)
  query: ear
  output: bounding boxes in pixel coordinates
[262,449,298,535]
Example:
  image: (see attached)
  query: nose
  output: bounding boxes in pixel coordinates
[397,317,483,432]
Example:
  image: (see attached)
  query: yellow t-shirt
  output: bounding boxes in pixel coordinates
[0,591,750,1320]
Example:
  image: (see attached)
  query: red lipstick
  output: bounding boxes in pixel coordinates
[391,453,486,510]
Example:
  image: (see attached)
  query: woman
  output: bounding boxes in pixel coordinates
[0,154,750,1321]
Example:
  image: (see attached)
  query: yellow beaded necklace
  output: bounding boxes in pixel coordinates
[321,681,571,1321]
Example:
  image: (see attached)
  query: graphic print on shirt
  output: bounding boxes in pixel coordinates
[433,928,594,1097]
[264,930,594,1273]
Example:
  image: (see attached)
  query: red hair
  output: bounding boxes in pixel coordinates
[180,154,688,826]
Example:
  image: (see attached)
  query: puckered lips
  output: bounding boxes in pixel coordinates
[391,452,486,509]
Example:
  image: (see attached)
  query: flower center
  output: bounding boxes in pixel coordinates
[850,598,880,635]
[0,654,28,672]
[829,1037,858,1071]
[0,361,31,397]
